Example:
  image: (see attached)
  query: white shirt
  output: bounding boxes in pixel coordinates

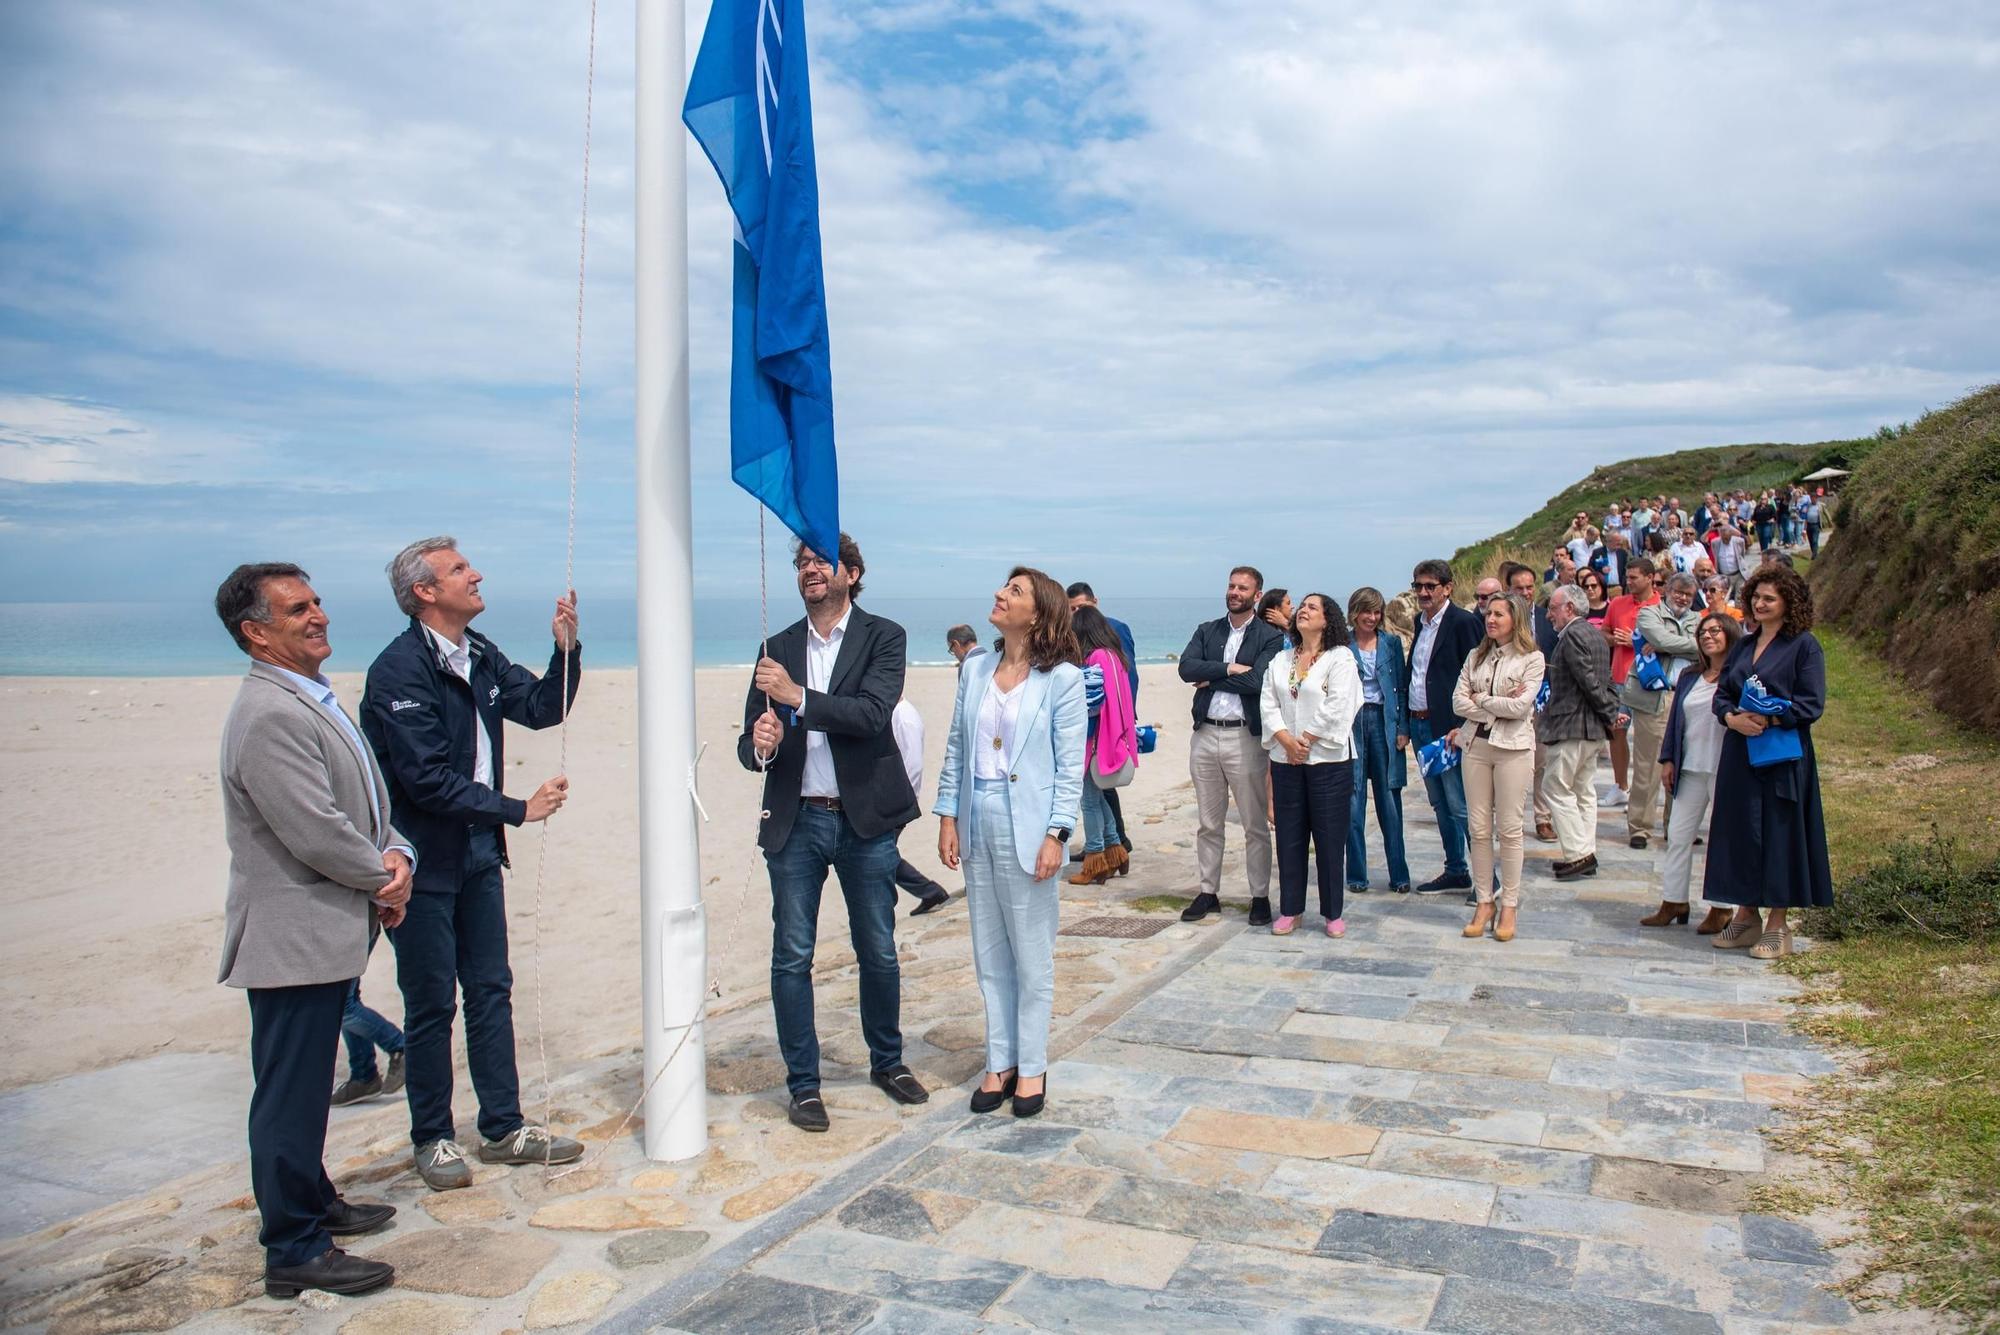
[1671,540,1706,574]
[423,624,494,788]
[797,606,852,799]
[1205,617,1251,722]
[973,676,1025,781]
[1566,535,1594,567]
[890,699,924,802]
[1679,676,1726,775]
[1259,647,1362,764]
[1410,607,1445,712]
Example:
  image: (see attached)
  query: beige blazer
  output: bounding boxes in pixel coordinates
[217,662,406,989]
[1450,646,1547,751]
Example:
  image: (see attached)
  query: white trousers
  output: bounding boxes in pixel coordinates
[1543,739,1600,861]
[1190,723,1272,900]
[1659,769,1715,906]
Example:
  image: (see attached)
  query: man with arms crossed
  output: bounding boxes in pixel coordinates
[741,534,928,1132]
[215,563,407,1299]
[1179,566,1285,923]
[362,538,582,1189]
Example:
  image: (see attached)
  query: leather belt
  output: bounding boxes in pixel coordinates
[1201,718,1248,729]
[801,796,843,811]
[1409,709,1431,720]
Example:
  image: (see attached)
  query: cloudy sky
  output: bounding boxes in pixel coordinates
[2,0,1996,608]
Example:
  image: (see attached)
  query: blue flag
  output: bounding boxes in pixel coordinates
[684,0,840,563]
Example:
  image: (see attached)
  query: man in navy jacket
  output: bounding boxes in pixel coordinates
[1403,559,1485,894]
[361,537,582,1190]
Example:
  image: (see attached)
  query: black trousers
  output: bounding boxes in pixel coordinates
[892,825,944,901]
[247,980,347,1267]
[1271,761,1354,920]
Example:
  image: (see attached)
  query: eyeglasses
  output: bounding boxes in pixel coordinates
[1412,581,1444,592]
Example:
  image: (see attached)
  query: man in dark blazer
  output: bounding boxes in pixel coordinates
[214,563,405,1299]
[1503,562,1559,844]
[740,533,927,1132]
[1177,565,1286,923]
[361,537,583,1191]
[1404,559,1485,893]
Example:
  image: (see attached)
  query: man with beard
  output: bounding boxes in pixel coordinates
[1177,566,1285,923]
[740,534,928,1132]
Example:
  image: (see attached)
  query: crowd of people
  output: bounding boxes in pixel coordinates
[207,496,1832,1300]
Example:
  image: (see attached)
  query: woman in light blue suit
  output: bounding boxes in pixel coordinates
[936,566,1086,1118]
[1345,587,1413,894]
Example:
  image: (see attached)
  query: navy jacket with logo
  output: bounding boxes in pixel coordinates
[361,619,581,891]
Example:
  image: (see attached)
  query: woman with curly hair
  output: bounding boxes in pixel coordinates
[1703,564,1832,959]
[936,567,1084,1117]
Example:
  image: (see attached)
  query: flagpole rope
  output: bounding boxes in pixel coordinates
[528,0,597,1171]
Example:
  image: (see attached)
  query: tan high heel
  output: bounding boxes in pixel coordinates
[1463,904,1495,938]
[1639,901,1691,927]
[1695,907,1731,935]
[1494,906,1518,942]
[1713,913,1763,949]
[1748,926,1793,960]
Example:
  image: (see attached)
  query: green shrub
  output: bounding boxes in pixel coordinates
[1805,828,2000,942]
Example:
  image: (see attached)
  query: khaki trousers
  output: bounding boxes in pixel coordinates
[1544,738,1600,861]
[1190,723,1273,901]
[1464,738,1532,907]
[1530,733,1551,824]
[1626,704,1669,838]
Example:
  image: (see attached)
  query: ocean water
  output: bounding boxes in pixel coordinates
[0,595,1231,677]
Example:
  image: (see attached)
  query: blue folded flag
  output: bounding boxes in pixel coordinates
[1417,735,1462,778]
[1737,674,1801,768]
[1534,679,1551,713]
[1136,725,1158,755]
[684,0,841,562]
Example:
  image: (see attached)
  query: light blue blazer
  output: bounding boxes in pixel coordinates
[934,652,1087,878]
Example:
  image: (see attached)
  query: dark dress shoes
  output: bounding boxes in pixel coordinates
[1246,897,1273,927]
[265,1247,395,1299]
[322,1198,396,1238]
[788,1092,830,1132]
[910,888,949,916]
[1553,854,1600,881]
[1413,872,1473,894]
[969,1071,1018,1114]
[1012,1074,1047,1118]
[872,1064,930,1105]
[1180,893,1221,922]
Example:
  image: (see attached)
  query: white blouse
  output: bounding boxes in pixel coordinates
[972,676,1026,781]
[1678,675,1726,775]
[1259,647,1362,764]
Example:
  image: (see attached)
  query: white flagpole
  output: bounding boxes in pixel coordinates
[635,0,707,1163]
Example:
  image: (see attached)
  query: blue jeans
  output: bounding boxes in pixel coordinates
[1805,522,1820,559]
[388,830,522,1147]
[1080,781,1121,853]
[765,802,903,1097]
[1347,703,1411,888]
[964,780,1059,1077]
[1409,713,1469,877]
[1756,521,1775,550]
[341,975,404,1083]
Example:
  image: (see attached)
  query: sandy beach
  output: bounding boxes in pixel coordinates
[0,662,1199,1096]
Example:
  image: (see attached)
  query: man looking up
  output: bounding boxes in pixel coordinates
[214,564,405,1298]
[1178,566,1285,923]
[740,534,928,1132]
[1404,560,1484,894]
[362,538,582,1190]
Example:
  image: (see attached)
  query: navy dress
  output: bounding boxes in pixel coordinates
[1701,630,1833,909]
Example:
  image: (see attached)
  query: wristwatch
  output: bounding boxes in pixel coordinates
[1047,826,1072,844]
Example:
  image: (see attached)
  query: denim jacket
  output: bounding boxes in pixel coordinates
[1350,633,1409,790]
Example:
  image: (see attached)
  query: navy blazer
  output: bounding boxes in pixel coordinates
[736,606,920,851]
[362,620,580,890]
[1179,615,1285,732]
[1657,667,1713,795]
[1529,603,1559,659]
[1403,602,1484,733]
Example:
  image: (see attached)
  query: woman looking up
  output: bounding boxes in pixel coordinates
[1258,594,1362,937]
[934,567,1085,1117]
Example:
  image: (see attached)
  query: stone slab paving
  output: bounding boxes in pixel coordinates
[596,764,1921,1335]
[0,760,1941,1334]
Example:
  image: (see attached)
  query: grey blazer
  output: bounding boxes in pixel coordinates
[217,662,407,989]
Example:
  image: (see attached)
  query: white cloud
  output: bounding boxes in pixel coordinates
[0,395,249,484]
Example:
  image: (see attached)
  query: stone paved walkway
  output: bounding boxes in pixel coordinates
[602,773,1885,1335]
[1,760,1919,1334]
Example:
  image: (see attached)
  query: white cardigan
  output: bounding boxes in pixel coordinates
[1259,646,1362,764]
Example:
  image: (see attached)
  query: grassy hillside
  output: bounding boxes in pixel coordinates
[1449,440,1823,582]
[1812,383,2000,735]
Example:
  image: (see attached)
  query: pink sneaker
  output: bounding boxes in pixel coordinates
[1326,917,1346,938]
[1272,915,1298,936]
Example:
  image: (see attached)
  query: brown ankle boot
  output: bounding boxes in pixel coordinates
[1639,901,1691,927]
[1104,845,1130,877]
[1695,907,1731,935]
[1067,851,1111,886]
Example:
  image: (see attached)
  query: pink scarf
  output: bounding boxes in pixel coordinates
[1087,648,1139,778]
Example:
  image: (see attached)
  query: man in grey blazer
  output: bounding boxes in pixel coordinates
[215,563,411,1300]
